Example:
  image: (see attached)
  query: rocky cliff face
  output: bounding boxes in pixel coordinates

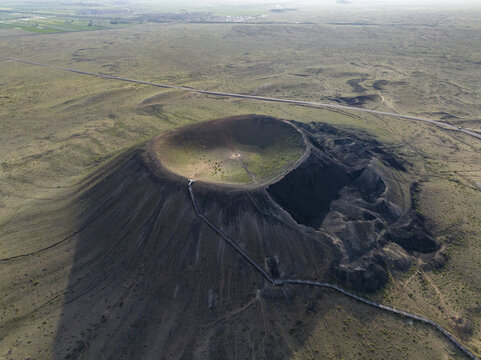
[267,122,440,292]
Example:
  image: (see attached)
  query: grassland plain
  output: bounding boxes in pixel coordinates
[0,8,480,359]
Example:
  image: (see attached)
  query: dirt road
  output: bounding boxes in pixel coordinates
[2,56,480,141]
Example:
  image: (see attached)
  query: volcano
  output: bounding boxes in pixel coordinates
[48,115,440,359]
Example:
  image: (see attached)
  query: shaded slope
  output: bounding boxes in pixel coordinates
[267,122,440,292]
[53,148,335,360]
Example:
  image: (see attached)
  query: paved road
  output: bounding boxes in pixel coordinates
[2,56,480,141]
[187,180,478,360]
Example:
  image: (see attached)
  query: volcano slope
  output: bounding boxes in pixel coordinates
[0,115,465,359]
[52,121,337,360]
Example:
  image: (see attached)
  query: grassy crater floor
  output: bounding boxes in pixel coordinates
[152,115,306,185]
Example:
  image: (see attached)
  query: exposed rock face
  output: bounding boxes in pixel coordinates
[266,146,351,228]
[388,215,439,253]
[355,166,386,202]
[267,122,439,292]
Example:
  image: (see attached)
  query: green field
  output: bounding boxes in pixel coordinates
[0,16,122,33]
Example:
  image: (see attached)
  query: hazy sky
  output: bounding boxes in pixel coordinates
[19,0,480,9]
[137,0,481,9]
[140,0,480,4]
[20,0,481,11]
[343,0,481,5]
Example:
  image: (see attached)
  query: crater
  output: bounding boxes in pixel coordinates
[151,115,307,186]
[41,115,444,358]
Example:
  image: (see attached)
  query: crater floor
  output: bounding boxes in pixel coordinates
[151,115,307,185]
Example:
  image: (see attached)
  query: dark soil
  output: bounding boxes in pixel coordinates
[372,80,407,91]
[347,78,368,93]
[163,114,303,151]
[328,94,381,106]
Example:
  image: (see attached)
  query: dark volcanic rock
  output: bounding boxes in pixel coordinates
[388,215,439,253]
[266,121,439,292]
[328,94,381,106]
[354,166,386,202]
[267,146,351,228]
[336,260,389,292]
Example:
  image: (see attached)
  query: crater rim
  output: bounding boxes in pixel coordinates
[147,114,310,189]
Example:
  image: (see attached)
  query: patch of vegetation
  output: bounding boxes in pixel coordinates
[153,115,306,185]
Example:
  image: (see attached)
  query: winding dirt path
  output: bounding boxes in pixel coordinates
[187,180,478,360]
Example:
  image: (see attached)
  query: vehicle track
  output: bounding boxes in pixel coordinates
[187,179,478,360]
[2,56,480,141]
